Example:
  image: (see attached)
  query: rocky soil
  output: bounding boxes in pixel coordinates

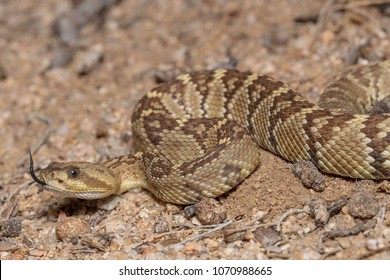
[1,0,390,259]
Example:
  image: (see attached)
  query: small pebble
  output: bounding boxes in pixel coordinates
[111,251,129,260]
[190,216,202,226]
[0,218,22,238]
[29,249,47,257]
[154,217,169,233]
[292,161,325,191]
[223,247,235,256]
[251,211,267,221]
[204,239,219,250]
[265,245,283,253]
[55,217,92,241]
[308,198,330,226]
[184,205,196,218]
[224,229,246,243]
[337,237,351,249]
[302,248,321,260]
[281,216,301,234]
[70,236,79,245]
[0,241,18,252]
[138,209,150,219]
[194,198,226,225]
[324,222,337,231]
[182,242,202,255]
[173,214,188,227]
[366,239,379,251]
[254,227,281,246]
[348,192,379,219]
[165,204,182,214]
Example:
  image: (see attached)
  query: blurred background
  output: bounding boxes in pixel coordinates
[0,0,389,260]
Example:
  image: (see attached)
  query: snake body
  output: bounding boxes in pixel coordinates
[32,61,390,204]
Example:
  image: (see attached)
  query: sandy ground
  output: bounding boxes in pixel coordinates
[1,0,390,260]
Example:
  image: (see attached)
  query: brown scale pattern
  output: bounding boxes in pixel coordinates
[36,61,390,204]
[126,61,390,203]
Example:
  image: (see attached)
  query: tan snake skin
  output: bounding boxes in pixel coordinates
[32,61,390,205]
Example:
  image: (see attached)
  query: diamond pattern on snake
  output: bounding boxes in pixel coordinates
[30,61,390,205]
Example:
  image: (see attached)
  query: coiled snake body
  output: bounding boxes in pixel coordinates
[31,61,390,204]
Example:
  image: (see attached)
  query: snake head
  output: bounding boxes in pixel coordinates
[30,160,121,200]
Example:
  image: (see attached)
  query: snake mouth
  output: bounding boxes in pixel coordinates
[35,182,110,200]
[28,147,47,187]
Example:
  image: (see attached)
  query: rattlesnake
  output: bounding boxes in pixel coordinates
[30,61,390,205]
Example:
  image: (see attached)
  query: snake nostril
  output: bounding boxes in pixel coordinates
[58,179,64,184]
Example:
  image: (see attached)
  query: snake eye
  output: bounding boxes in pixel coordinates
[67,168,80,179]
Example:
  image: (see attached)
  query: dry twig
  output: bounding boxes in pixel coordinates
[276,208,306,232]
[318,219,377,253]
[167,220,233,251]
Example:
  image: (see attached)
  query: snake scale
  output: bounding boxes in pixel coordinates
[30,61,390,205]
